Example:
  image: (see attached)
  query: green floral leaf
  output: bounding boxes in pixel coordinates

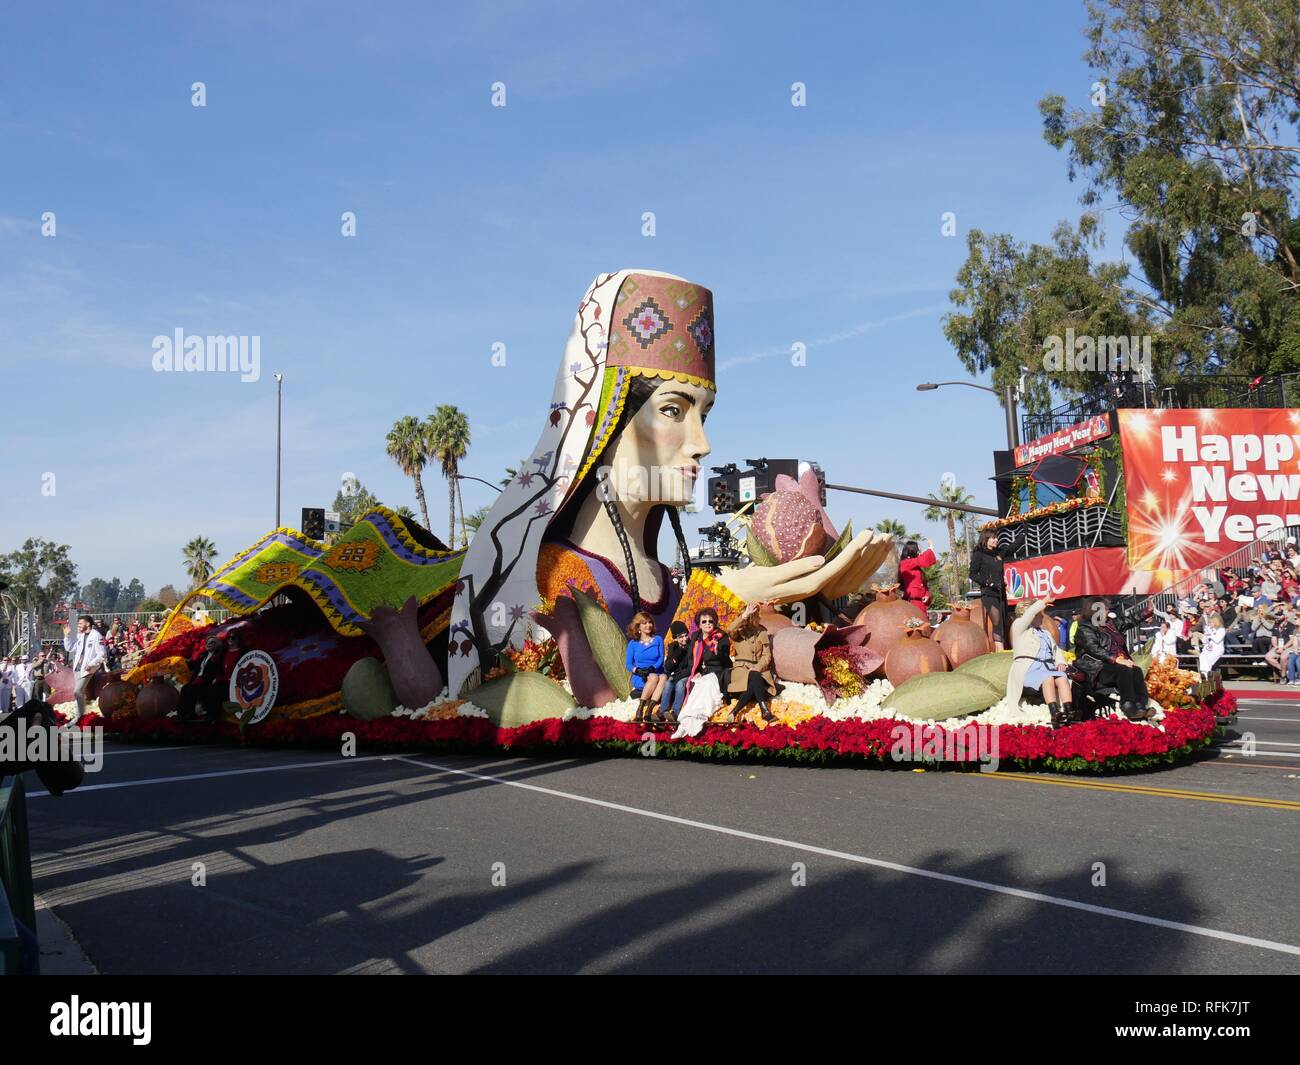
[471,671,576,728]
[821,520,853,564]
[571,588,632,699]
[746,526,779,567]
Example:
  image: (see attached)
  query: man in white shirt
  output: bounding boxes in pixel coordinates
[63,614,105,724]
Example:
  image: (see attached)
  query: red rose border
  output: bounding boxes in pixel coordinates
[87,690,1235,775]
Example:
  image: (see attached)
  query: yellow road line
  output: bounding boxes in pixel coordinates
[978,772,1300,810]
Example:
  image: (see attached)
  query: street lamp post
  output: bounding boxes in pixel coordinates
[916,380,1019,451]
[274,373,284,528]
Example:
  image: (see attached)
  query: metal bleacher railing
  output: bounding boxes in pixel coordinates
[995,504,1125,560]
[0,775,36,975]
[1021,373,1292,442]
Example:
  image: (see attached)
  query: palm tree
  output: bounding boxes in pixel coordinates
[386,416,432,531]
[874,518,921,543]
[393,505,415,520]
[461,504,491,542]
[923,479,976,599]
[427,405,472,546]
[182,536,218,589]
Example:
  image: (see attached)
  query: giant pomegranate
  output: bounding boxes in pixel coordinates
[752,490,827,564]
[852,585,928,667]
[933,604,991,668]
[97,680,138,718]
[885,625,950,686]
[136,676,180,720]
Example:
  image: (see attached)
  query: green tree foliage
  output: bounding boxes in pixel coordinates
[946,0,1300,414]
[332,480,382,527]
[874,518,923,542]
[386,415,432,531]
[462,504,492,542]
[923,480,976,600]
[427,405,472,547]
[182,536,218,589]
[157,584,182,609]
[0,538,79,620]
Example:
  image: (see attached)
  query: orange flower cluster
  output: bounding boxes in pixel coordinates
[1145,659,1200,710]
[503,636,566,681]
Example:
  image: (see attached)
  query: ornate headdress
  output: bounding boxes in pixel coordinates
[447,269,714,696]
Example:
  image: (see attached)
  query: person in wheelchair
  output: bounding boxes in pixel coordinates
[1006,597,1073,730]
[1072,596,1154,721]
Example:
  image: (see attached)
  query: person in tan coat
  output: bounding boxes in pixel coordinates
[725,602,778,723]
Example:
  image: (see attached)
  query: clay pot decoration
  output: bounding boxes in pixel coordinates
[135,676,180,721]
[884,623,951,686]
[933,604,992,668]
[752,490,828,565]
[852,584,929,667]
[97,680,138,718]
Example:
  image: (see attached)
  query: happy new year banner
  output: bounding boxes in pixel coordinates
[1118,408,1300,570]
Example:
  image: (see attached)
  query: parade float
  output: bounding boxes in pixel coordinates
[85,270,1227,772]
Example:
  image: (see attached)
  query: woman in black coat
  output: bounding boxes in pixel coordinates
[1073,596,1153,721]
[969,533,1007,650]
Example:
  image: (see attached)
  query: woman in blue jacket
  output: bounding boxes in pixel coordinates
[626,611,666,724]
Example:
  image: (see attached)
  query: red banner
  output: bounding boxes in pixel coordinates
[1003,546,1173,603]
[1118,408,1300,570]
[1013,414,1111,468]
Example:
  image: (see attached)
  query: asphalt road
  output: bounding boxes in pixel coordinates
[21,698,1300,975]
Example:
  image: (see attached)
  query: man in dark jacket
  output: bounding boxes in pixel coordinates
[1074,597,1153,721]
[177,635,228,724]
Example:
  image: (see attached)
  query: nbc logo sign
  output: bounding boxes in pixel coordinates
[1006,563,1066,601]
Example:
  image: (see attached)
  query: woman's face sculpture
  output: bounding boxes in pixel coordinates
[603,380,713,506]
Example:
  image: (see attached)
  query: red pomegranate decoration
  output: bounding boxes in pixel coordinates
[934,604,991,668]
[884,622,950,686]
[852,584,929,667]
[136,676,180,721]
[97,680,138,718]
[752,491,828,564]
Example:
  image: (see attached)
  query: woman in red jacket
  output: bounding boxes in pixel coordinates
[898,538,937,614]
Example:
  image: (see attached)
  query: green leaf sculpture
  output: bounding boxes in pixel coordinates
[571,587,633,700]
[746,525,779,567]
[471,670,577,728]
[820,520,853,565]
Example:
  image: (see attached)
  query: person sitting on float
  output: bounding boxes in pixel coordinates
[177,634,229,724]
[1072,596,1153,721]
[1006,596,1073,729]
[686,607,730,693]
[897,538,937,616]
[625,610,666,724]
[655,620,692,725]
[723,602,777,724]
[447,270,892,699]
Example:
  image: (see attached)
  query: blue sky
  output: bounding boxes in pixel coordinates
[1,0,1107,594]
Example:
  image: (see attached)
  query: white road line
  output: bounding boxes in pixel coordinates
[1223,739,1300,747]
[1221,750,1300,759]
[99,745,194,756]
[1237,716,1300,722]
[390,755,1300,959]
[26,755,390,797]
